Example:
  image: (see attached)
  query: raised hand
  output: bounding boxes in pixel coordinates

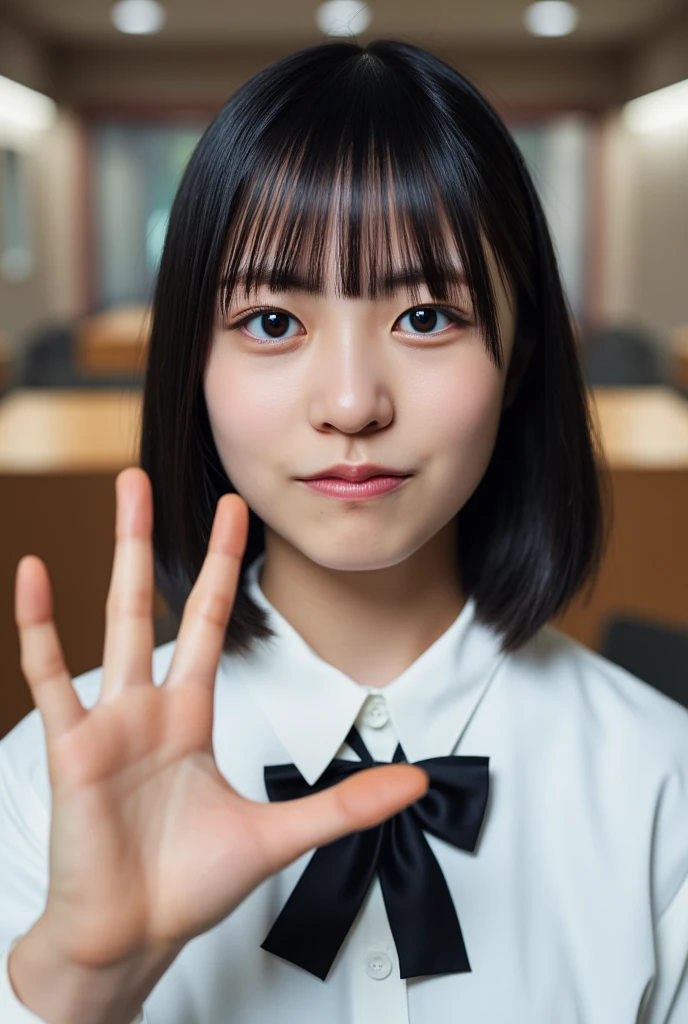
[13,467,429,972]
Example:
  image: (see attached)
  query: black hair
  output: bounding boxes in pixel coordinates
[139,37,611,658]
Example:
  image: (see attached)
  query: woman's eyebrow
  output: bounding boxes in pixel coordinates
[224,265,468,295]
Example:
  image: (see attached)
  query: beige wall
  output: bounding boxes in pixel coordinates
[599,2,688,350]
[594,1,688,352]
[0,14,56,355]
[0,110,82,358]
[599,110,688,348]
[34,110,83,329]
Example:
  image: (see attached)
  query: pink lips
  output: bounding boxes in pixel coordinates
[300,475,411,499]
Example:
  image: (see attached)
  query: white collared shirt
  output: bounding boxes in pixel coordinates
[2,551,688,1023]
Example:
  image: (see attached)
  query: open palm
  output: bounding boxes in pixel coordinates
[15,467,429,971]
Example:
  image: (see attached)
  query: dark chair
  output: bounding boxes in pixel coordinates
[599,614,688,710]
[579,325,674,389]
[12,323,143,391]
[13,325,75,387]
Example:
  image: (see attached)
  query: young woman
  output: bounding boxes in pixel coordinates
[2,38,688,1024]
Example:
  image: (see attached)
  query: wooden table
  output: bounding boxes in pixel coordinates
[0,389,142,469]
[551,387,688,653]
[74,304,151,377]
[1,386,688,740]
[586,387,688,465]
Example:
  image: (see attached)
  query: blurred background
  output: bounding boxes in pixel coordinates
[0,0,687,738]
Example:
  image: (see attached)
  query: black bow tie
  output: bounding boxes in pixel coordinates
[261,724,490,981]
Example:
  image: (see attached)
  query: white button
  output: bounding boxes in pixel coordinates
[362,694,389,728]
[365,950,392,980]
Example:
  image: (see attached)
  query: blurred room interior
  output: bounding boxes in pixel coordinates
[0,0,687,738]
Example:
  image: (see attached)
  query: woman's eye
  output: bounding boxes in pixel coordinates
[231,305,468,345]
[396,307,465,335]
[237,310,300,344]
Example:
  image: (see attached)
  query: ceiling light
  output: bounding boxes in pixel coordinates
[111,0,166,35]
[623,78,688,132]
[0,75,56,132]
[524,1,579,37]
[315,1,372,37]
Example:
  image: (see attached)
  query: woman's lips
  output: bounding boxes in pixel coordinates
[298,475,411,499]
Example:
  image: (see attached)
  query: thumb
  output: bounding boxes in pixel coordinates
[260,764,430,872]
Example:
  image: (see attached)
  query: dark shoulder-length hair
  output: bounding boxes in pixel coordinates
[139,38,612,659]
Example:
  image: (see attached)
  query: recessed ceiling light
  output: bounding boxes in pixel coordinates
[524,1,579,38]
[315,1,372,37]
[111,0,166,35]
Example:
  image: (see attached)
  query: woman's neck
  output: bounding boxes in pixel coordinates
[258,522,466,688]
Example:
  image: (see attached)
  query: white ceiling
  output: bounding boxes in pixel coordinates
[0,0,684,48]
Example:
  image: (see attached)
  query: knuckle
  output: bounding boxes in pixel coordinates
[42,650,68,685]
[193,589,233,629]
[22,646,66,687]
[106,583,153,620]
[330,778,352,822]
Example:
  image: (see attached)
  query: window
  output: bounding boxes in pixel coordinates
[90,121,206,308]
[0,146,34,281]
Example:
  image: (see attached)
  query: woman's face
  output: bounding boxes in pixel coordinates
[203,235,518,575]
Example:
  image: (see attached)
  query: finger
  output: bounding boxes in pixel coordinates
[101,468,155,700]
[15,555,87,742]
[164,493,248,691]
[255,764,430,873]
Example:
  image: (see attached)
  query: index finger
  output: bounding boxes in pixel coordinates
[164,492,249,690]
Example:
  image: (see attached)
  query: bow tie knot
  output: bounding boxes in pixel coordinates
[261,724,490,981]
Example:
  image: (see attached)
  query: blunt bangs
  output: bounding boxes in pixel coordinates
[140,38,610,659]
[218,74,519,371]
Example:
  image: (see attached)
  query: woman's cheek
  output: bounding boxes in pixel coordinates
[205,383,298,509]
[425,358,504,455]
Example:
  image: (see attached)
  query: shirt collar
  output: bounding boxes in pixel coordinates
[229,552,506,785]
